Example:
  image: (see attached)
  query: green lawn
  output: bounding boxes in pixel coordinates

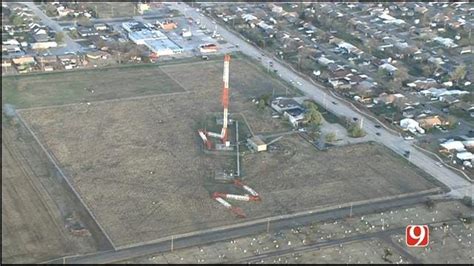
[2,64,186,109]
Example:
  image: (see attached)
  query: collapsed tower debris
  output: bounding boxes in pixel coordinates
[211,179,261,218]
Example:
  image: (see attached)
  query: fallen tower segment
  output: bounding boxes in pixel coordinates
[213,196,246,218]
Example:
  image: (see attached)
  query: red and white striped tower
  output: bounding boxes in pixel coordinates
[220,54,230,146]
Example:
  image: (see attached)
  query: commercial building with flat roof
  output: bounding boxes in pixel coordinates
[122,21,183,56]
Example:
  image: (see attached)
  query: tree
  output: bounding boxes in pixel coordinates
[260,94,272,105]
[394,68,408,83]
[446,115,458,129]
[55,32,65,44]
[450,64,466,84]
[44,4,58,17]
[257,99,266,110]
[77,17,92,27]
[462,196,473,207]
[11,15,24,27]
[325,132,336,143]
[376,68,390,80]
[348,123,366,138]
[461,93,474,103]
[304,102,323,126]
[422,63,439,77]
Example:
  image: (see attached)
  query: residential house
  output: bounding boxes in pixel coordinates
[439,140,466,153]
[379,63,398,75]
[407,78,438,90]
[269,3,284,14]
[77,27,99,37]
[400,118,425,134]
[57,54,83,69]
[354,80,376,97]
[2,59,12,67]
[376,93,405,105]
[35,55,57,66]
[57,5,74,17]
[30,41,57,50]
[417,115,448,130]
[12,56,35,65]
[433,37,458,48]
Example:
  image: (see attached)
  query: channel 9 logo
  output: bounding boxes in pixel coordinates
[406,225,429,247]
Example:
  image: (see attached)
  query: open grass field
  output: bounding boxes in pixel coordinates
[17,57,438,248]
[81,2,136,18]
[2,65,185,109]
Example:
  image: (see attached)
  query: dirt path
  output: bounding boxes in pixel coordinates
[2,127,72,263]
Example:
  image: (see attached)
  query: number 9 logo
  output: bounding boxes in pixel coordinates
[406,225,429,247]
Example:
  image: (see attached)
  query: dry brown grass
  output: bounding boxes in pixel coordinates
[19,58,436,247]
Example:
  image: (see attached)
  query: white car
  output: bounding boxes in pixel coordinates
[296,81,302,86]
[435,162,443,167]
[404,136,414,140]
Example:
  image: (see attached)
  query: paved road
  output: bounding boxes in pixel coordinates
[169,3,472,199]
[56,191,437,264]
[22,2,83,54]
[234,227,410,264]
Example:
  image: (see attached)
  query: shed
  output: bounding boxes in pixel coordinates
[248,136,267,152]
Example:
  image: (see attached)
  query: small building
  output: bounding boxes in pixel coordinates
[248,136,267,152]
[182,29,192,38]
[94,23,107,31]
[199,43,218,53]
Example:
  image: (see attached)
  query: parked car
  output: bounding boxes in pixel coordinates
[374,124,381,128]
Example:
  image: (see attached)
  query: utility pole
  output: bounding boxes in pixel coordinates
[266,218,270,233]
[349,203,353,218]
[360,118,364,129]
[171,235,174,252]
